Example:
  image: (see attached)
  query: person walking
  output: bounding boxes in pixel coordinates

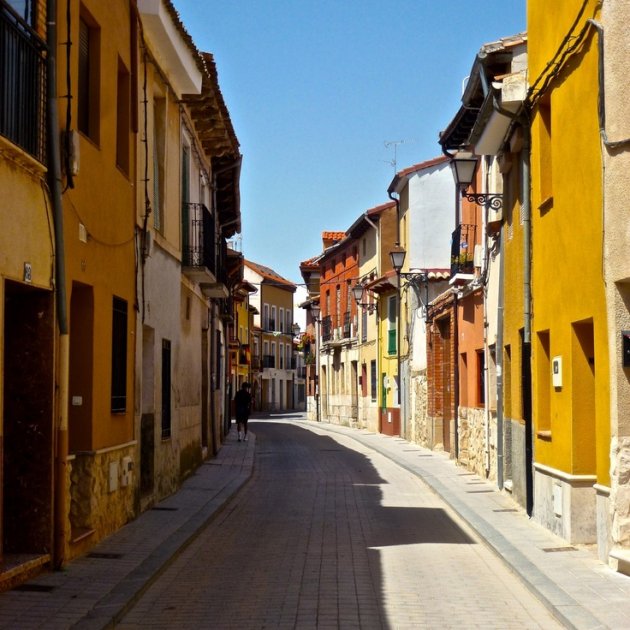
[234,382,252,442]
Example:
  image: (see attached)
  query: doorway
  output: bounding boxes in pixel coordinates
[2,281,54,558]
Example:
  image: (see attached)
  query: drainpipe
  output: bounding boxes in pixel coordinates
[522,130,531,346]
[47,0,70,569]
[388,191,400,247]
[496,217,505,489]
[363,214,380,276]
[482,158,491,475]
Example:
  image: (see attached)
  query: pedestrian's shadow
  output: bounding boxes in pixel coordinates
[251,420,474,629]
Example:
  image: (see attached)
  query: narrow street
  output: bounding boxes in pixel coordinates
[117,419,561,629]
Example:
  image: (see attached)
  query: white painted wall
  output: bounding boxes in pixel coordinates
[408,161,455,271]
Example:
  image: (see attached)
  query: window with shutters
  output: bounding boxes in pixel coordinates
[111,297,128,412]
[78,9,100,142]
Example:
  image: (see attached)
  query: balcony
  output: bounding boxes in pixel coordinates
[251,356,261,371]
[342,311,353,339]
[0,5,47,163]
[182,202,228,298]
[262,355,275,369]
[450,223,476,280]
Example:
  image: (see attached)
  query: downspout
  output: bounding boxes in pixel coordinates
[363,213,380,276]
[482,158,491,475]
[496,216,505,489]
[388,190,401,247]
[48,0,70,569]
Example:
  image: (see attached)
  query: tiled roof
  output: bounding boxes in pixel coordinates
[244,259,296,290]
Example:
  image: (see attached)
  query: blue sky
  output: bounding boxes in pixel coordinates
[175,1,526,284]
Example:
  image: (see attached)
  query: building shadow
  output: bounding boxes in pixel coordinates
[249,420,474,628]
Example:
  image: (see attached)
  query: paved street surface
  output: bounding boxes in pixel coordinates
[117,420,560,630]
[0,413,629,629]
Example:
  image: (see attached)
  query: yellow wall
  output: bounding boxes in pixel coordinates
[529,0,610,482]
[60,0,137,450]
[378,288,398,409]
[502,156,525,423]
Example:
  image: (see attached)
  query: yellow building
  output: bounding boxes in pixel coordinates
[0,0,56,578]
[57,0,138,560]
[244,260,297,411]
[528,0,610,550]
[350,203,396,432]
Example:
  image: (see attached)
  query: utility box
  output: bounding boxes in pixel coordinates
[121,456,134,487]
[109,461,119,493]
[552,356,563,388]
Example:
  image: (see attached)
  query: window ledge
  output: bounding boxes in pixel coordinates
[539,196,554,212]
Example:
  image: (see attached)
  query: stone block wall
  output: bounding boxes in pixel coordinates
[457,406,496,480]
[67,443,137,561]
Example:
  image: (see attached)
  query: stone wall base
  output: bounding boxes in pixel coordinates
[67,443,137,561]
[533,463,597,544]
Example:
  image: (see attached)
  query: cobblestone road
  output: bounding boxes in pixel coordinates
[118,420,562,629]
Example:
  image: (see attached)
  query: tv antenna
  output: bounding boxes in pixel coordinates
[384,139,406,172]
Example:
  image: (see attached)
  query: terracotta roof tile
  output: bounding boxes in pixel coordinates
[244,259,296,290]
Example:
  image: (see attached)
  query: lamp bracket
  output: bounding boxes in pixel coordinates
[462,192,503,210]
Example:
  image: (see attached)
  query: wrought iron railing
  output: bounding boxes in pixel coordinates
[451,223,476,276]
[182,202,216,272]
[0,4,47,162]
[262,354,275,368]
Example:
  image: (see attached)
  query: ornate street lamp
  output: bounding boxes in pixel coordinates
[352,283,376,313]
[450,151,503,210]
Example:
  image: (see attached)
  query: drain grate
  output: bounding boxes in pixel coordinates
[87,552,123,559]
[13,583,55,592]
[151,506,178,511]
[542,546,578,553]
[493,508,519,513]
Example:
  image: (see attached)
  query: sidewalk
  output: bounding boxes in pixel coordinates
[0,428,255,630]
[306,420,630,630]
[1,417,629,629]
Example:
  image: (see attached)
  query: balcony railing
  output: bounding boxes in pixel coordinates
[0,4,47,162]
[182,202,216,272]
[451,223,476,276]
[262,355,275,368]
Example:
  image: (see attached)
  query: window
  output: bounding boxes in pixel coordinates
[477,349,485,406]
[336,285,341,328]
[460,352,468,407]
[116,57,130,173]
[370,360,377,401]
[279,308,284,332]
[215,331,222,390]
[536,332,550,431]
[388,295,397,354]
[286,344,291,369]
[286,310,291,333]
[111,297,128,412]
[271,305,277,331]
[161,339,171,437]
[263,304,269,330]
[539,96,552,204]
[78,10,100,142]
